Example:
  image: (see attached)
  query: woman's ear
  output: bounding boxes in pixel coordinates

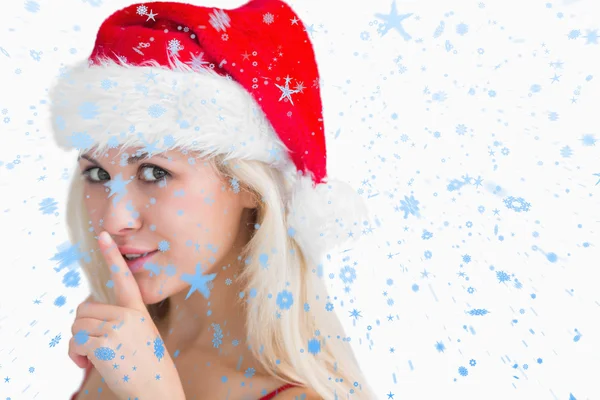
[241,189,259,209]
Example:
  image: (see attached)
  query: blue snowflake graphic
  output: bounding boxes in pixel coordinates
[49,333,61,347]
[53,295,66,307]
[503,196,531,212]
[307,338,321,355]
[339,265,356,284]
[212,323,223,348]
[496,271,511,283]
[276,290,294,310]
[78,101,99,119]
[74,330,90,345]
[560,145,573,157]
[68,131,95,151]
[63,269,81,288]
[148,104,167,118]
[39,197,58,215]
[154,337,165,361]
[466,309,490,316]
[398,195,421,219]
[94,346,116,361]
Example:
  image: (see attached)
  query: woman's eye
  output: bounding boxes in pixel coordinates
[140,165,167,182]
[83,165,168,183]
[84,167,110,182]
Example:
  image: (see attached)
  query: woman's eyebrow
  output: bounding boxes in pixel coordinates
[77,152,169,167]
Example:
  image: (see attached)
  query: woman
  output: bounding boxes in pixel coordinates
[50,0,374,399]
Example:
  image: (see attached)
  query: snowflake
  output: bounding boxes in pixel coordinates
[456,124,468,135]
[39,198,58,215]
[63,269,81,288]
[503,196,531,212]
[148,104,167,118]
[54,295,66,307]
[211,323,223,348]
[434,341,446,353]
[466,308,490,316]
[154,337,165,361]
[263,12,275,25]
[339,265,356,284]
[209,9,231,32]
[276,290,294,310]
[94,346,116,361]
[581,133,597,146]
[30,49,42,61]
[432,91,447,102]
[68,131,95,151]
[167,39,184,55]
[349,309,362,320]
[158,240,170,252]
[49,333,62,347]
[567,29,580,40]
[136,5,148,15]
[51,242,89,273]
[433,21,445,38]
[456,23,469,36]
[421,230,433,240]
[74,330,90,345]
[496,270,511,283]
[307,338,321,355]
[398,194,421,219]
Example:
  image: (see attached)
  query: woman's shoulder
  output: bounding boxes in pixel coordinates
[270,386,322,400]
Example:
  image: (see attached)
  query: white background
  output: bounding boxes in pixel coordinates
[1,0,599,399]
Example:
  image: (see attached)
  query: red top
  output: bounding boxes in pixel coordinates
[70,364,297,399]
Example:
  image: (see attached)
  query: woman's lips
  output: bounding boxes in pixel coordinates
[124,250,158,273]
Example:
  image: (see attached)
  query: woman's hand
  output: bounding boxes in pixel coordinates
[68,231,185,400]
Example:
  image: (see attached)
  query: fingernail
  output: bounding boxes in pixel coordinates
[101,232,111,244]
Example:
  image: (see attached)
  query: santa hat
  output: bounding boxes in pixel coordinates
[49,0,368,266]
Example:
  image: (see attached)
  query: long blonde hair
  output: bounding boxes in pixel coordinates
[65,153,374,399]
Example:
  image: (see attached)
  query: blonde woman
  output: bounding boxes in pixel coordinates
[50,0,374,399]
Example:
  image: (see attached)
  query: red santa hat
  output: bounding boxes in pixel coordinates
[50,0,368,265]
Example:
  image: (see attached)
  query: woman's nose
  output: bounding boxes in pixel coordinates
[100,183,143,235]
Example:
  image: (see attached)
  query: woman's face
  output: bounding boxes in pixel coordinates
[78,146,256,304]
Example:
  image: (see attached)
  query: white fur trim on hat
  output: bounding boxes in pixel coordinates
[49,58,292,168]
[286,173,369,266]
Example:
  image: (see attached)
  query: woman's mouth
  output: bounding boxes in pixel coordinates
[122,250,158,273]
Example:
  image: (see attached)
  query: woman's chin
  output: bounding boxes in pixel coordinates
[133,273,171,305]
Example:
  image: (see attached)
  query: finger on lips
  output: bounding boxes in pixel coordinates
[97,231,147,313]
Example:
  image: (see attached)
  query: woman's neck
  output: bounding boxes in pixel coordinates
[158,268,245,353]
[158,209,255,354]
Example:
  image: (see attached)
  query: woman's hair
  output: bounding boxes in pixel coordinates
[66,154,375,399]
